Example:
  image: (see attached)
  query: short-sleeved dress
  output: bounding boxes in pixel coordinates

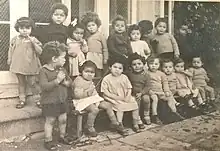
[101,74,138,111]
[8,36,42,75]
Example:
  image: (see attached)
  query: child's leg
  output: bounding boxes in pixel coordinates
[58,113,67,139]
[198,87,206,101]
[16,74,27,108]
[132,109,141,132]
[98,101,118,125]
[205,86,215,101]
[85,104,99,136]
[116,111,124,124]
[166,96,177,113]
[142,95,151,124]
[44,116,56,142]
[27,75,41,105]
[151,94,159,116]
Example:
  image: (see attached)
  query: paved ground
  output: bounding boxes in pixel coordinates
[1,111,220,151]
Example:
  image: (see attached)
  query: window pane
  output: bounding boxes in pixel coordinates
[0,24,10,71]
[0,0,9,21]
[110,0,128,23]
[29,0,61,23]
[72,0,94,19]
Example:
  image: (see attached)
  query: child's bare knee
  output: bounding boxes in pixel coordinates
[46,117,56,125]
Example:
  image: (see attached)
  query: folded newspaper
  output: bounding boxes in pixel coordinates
[72,94,104,112]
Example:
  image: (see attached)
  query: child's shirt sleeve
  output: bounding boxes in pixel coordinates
[169,34,180,56]
[161,72,170,92]
[8,37,17,62]
[100,33,109,62]
[143,41,151,57]
[31,37,43,55]
[81,39,89,53]
[39,68,59,92]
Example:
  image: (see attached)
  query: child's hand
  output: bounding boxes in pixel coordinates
[123,54,128,58]
[165,91,171,97]
[57,71,66,83]
[174,54,179,59]
[103,59,108,65]
[7,59,11,65]
[136,93,142,102]
[62,79,71,87]
[149,90,155,96]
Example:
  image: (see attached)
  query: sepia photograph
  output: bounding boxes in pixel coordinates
[0,0,220,150]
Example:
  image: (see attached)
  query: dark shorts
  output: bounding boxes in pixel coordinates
[42,103,68,117]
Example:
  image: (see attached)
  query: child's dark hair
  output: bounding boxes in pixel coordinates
[138,20,153,35]
[128,53,146,66]
[147,56,160,64]
[161,59,173,67]
[41,41,67,64]
[51,3,68,17]
[79,60,97,73]
[154,17,168,27]
[14,17,35,32]
[191,55,203,62]
[112,15,127,29]
[68,22,85,38]
[128,24,141,38]
[108,57,126,69]
[81,12,101,28]
[173,57,184,66]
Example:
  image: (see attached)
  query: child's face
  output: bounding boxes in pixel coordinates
[156,22,167,34]
[192,57,203,68]
[52,9,66,24]
[162,62,174,75]
[110,62,123,77]
[114,20,126,34]
[148,59,160,72]
[174,62,185,73]
[18,26,32,37]
[179,25,188,36]
[82,67,95,81]
[54,52,66,67]
[130,30,141,41]
[87,22,98,34]
[131,59,144,73]
[72,28,84,41]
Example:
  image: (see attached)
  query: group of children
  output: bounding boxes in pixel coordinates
[7,3,216,150]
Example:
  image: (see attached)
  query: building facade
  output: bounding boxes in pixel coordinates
[0,0,174,84]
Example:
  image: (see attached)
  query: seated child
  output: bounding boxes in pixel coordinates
[72,61,126,137]
[147,57,184,124]
[101,58,141,133]
[173,58,208,111]
[127,53,151,125]
[188,56,215,102]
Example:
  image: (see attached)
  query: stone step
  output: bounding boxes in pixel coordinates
[0,105,44,140]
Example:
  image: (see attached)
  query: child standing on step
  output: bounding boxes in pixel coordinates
[101,58,141,133]
[72,61,127,137]
[81,12,108,77]
[7,17,42,109]
[67,22,88,80]
[39,41,74,150]
[151,18,180,60]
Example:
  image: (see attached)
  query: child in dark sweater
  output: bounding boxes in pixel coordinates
[39,41,73,150]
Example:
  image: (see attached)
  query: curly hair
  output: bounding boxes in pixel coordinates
[128,53,146,66]
[111,15,127,28]
[173,57,184,66]
[154,17,168,27]
[41,41,68,64]
[14,17,35,32]
[79,60,97,73]
[81,12,101,28]
[51,3,68,17]
[128,24,141,38]
[68,22,85,38]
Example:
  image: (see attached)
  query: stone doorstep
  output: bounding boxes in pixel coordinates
[0,105,43,140]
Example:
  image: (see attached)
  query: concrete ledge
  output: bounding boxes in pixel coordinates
[0,71,18,85]
[0,105,43,140]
